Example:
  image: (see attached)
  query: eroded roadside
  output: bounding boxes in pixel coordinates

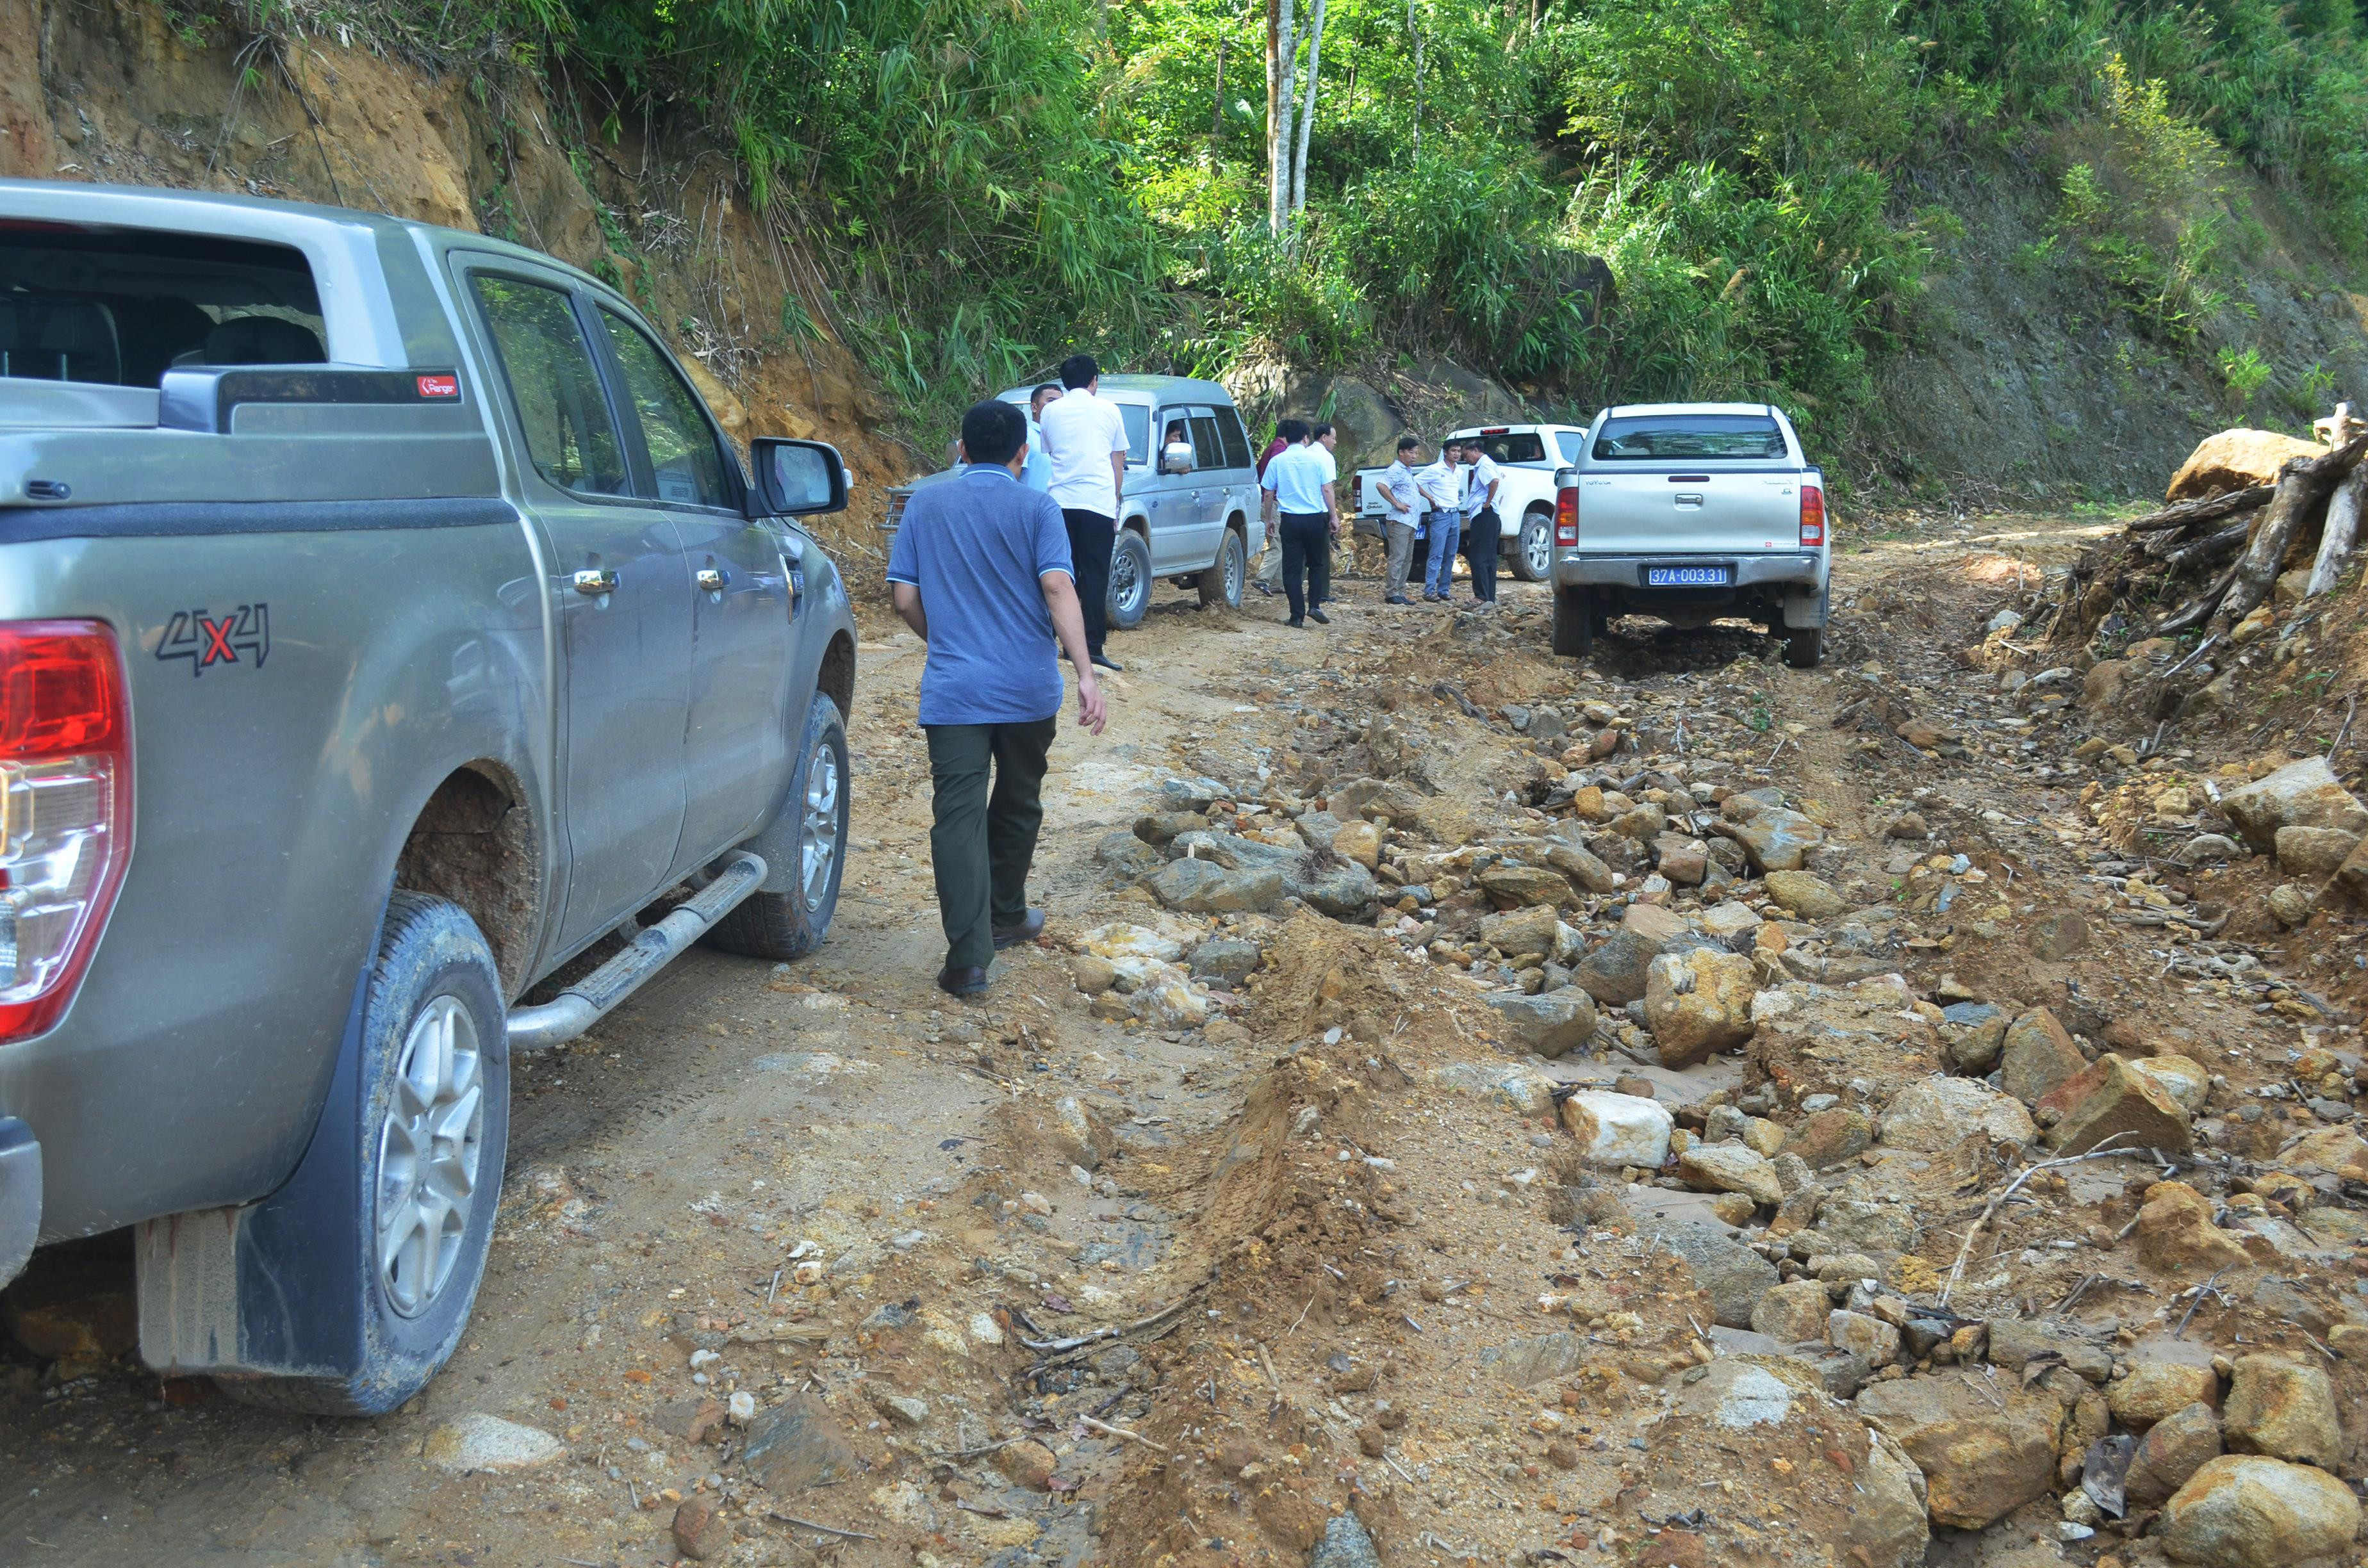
[3,512,2364,1568]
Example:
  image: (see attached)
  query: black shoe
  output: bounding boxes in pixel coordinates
[1090,653,1124,673]
[1386,595,1411,606]
[937,965,989,997]
[992,910,1046,949]
[1287,616,1304,628]
[1307,608,1330,625]
[1254,583,1274,596]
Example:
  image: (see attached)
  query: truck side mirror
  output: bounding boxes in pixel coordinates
[750,437,848,517]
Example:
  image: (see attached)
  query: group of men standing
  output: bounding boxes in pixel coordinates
[1247,422,1504,619]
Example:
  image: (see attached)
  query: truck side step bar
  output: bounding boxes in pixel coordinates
[507,852,768,1053]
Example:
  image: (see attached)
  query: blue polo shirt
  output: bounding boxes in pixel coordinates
[887,465,1075,726]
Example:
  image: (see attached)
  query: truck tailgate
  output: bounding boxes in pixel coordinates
[1577,467,1802,555]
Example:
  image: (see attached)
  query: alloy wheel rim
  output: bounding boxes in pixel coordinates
[1112,543,1144,614]
[1527,527,1551,577]
[1225,536,1244,602]
[800,741,841,913]
[375,995,484,1319]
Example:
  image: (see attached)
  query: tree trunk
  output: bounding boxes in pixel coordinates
[1211,32,1227,143]
[2305,464,2367,597]
[2126,484,2273,534]
[1288,0,1328,220]
[2211,433,2368,632]
[2154,518,2251,570]
[1267,0,1296,234]
[1408,0,1424,160]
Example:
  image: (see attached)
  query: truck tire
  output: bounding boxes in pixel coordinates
[1783,583,1829,669]
[211,893,509,1414]
[1199,527,1247,609]
[1552,587,1593,658]
[1514,509,1554,582]
[1107,528,1153,630]
[707,693,850,961]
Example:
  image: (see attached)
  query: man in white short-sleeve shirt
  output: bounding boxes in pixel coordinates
[1260,420,1340,627]
[1033,354,1131,671]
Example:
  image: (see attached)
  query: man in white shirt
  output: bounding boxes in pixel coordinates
[1033,354,1130,671]
[1377,434,1425,605]
[1460,441,1505,605]
[1021,382,1061,494]
[1260,421,1340,627]
[1414,440,1465,602]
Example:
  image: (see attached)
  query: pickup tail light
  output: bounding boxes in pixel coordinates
[1799,484,1827,548]
[1554,485,1578,547]
[1,621,131,1045]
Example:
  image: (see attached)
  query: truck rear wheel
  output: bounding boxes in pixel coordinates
[1514,509,1554,582]
[1552,587,1593,658]
[1199,527,1246,608]
[1782,583,1829,669]
[158,892,509,1415]
[707,693,850,961]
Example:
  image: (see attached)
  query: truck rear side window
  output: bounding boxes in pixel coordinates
[1213,405,1253,468]
[0,224,325,387]
[598,310,732,510]
[470,275,629,497]
[1593,414,1786,461]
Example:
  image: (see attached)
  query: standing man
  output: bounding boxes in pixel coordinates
[1021,382,1062,493]
[887,399,1108,999]
[1035,354,1130,672]
[1461,437,1504,605]
[1260,421,1338,627]
[1378,434,1424,605]
[1415,439,1465,602]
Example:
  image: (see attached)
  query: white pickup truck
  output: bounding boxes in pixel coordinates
[1549,403,1830,666]
[1354,423,1588,582]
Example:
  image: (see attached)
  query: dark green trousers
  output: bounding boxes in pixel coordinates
[925,717,1057,970]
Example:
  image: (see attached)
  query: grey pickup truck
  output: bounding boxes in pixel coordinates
[0,180,858,1412]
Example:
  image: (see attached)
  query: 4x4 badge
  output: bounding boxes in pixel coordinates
[158,604,270,674]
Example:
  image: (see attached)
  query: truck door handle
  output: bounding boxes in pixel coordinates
[573,568,618,595]
[696,567,727,592]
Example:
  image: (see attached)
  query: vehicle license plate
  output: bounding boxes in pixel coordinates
[1645,564,1732,587]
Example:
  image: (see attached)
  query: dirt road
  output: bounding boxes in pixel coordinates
[5,513,2364,1568]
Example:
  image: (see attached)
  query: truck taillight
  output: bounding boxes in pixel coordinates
[0,622,130,1044]
[1799,484,1826,547]
[1554,486,1578,547]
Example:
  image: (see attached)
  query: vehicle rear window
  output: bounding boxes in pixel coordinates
[1466,431,1547,464]
[1213,405,1253,468]
[0,223,326,388]
[1554,430,1585,463]
[1594,413,1787,461]
[1120,403,1151,465]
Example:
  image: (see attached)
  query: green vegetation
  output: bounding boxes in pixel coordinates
[213,0,2368,464]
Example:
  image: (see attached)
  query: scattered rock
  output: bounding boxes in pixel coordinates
[2137,1181,2253,1273]
[1307,1510,1383,1568]
[671,1495,733,1560]
[1478,862,1572,910]
[2029,911,2091,961]
[1479,902,1565,960]
[2038,1053,2195,1156]
[1096,830,1164,878]
[1485,986,1599,1058]
[2220,756,2368,854]
[1781,1106,1873,1168]
[1070,956,1119,995]
[1331,819,1383,870]
[1148,858,1281,913]
[2265,882,2317,928]
[2001,1007,2089,1105]
[2128,1401,2226,1505]
[1827,1309,1900,1367]
[2130,1053,2210,1113]
[1658,1223,1780,1328]
[1188,937,1263,984]
[2273,825,2361,878]
[1677,1141,1783,1205]
[1427,1061,1558,1116]
[1880,1076,2038,1150]
[1750,1280,1833,1344]
[2157,1454,2363,1568]
[1559,1090,1673,1168]
[422,1414,564,1473]
[741,1394,859,1494]
[2114,1364,2222,1430]
[1546,840,1616,894]
[1573,927,1669,1006]
[1718,802,1825,872]
[1948,1013,2010,1074]
[2221,1356,2345,1469]
[1763,870,1848,919]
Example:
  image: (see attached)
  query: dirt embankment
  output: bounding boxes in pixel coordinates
[0,0,908,564]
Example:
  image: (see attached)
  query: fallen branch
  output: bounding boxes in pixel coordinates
[2153,518,2251,570]
[768,1512,878,1542]
[1080,1415,1168,1452]
[2212,434,2368,632]
[2305,463,2368,597]
[1938,1134,2148,1309]
[2127,485,2274,533]
[2158,562,2240,635]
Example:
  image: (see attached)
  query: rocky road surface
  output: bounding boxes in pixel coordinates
[3,512,2365,1568]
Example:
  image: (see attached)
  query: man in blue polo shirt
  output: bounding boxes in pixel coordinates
[888,399,1109,997]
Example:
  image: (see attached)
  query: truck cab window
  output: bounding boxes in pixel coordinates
[1188,412,1226,471]
[1213,405,1253,468]
[598,310,732,510]
[470,275,629,497]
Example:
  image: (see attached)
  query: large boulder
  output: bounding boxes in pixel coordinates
[1642,948,1761,1068]
[1546,840,1616,894]
[2221,757,2368,854]
[2157,1455,2363,1568]
[2221,1356,2346,1469]
[2273,824,2361,878]
[1716,804,1825,872]
[1477,862,1574,910]
[1879,1077,2037,1151]
[1478,902,1565,961]
[1763,870,1848,919]
[2137,1180,2253,1272]
[1485,987,1599,1059]
[2037,1052,2194,1156]
[1656,1223,1780,1328]
[1854,1375,2062,1530]
[2000,1006,2088,1105]
[2128,1401,2225,1505]
[1559,1090,1672,1168]
[1676,1141,1783,1205]
[1573,927,1669,1006]
[2111,1364,2222,1430]
[1149,858,1281,913]
[2166,429,2323,500]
